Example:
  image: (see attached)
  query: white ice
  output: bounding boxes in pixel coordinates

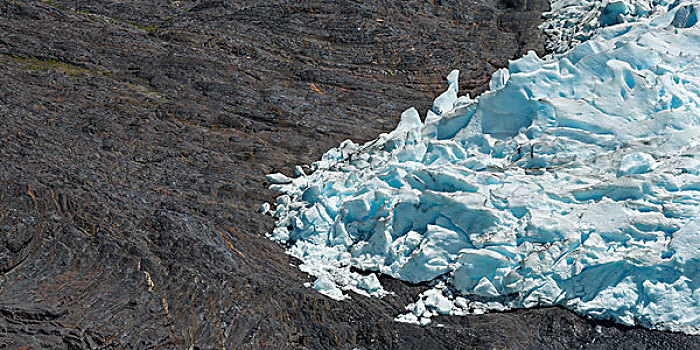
[265,0,700,335]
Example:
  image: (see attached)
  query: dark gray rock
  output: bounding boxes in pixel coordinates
[0,0,697,349]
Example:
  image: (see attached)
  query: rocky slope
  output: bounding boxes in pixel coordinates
[0,0,698,348]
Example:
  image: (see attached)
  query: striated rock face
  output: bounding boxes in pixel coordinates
[0,0,697,349]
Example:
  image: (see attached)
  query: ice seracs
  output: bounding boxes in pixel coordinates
[265,0,700,335]
[618,152,656,176]
[541,0,678,52]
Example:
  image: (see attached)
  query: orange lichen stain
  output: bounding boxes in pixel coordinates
[218,230,245,257]
[27,186,38,211]
[310,83,324,95]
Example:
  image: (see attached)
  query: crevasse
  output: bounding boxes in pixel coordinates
[264,0,700,334]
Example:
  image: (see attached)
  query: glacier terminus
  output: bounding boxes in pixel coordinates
[263,0,700,335]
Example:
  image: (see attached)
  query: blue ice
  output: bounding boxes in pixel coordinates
[265,0,700,335]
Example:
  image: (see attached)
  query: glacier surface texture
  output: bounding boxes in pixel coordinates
[264,0,700,334]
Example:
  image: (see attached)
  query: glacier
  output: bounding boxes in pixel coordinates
[541,0,680,52]
[263,0,700,335]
